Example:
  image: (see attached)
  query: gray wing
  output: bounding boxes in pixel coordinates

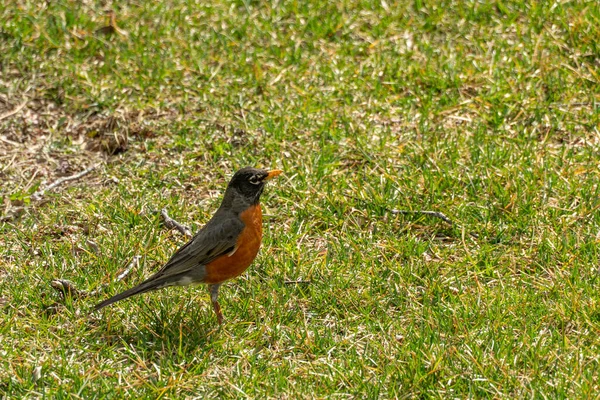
[152,213,244,281]
[92,211,244,311]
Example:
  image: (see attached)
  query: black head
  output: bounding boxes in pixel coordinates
[225,167,282,206]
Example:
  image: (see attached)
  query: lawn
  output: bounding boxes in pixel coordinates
[1,0,600,397]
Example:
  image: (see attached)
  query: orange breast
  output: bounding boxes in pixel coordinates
[204,205,263,284]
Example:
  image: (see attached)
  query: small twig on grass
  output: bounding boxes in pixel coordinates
[89,255,140,296]
[394,209,479,239]
[347,195,479,239]
[114,257,138,283]
[160,208,193,237]
[391,208,479,239]
[388,209,454,225]
[32,163,101,201]
[284,280,312,285]
[0,100,27,121]
[51,256,140,299]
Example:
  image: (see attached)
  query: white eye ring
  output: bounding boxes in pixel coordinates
[249,175,261,185]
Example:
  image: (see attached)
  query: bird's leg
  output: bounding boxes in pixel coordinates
[209,284,223,324]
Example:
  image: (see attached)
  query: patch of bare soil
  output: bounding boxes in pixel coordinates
[0,95,178,220]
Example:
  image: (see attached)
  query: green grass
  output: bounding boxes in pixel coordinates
[1,0,600,397]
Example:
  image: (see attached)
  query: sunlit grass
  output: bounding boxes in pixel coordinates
[1,0,600,397]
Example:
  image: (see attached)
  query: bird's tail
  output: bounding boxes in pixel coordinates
[93,275,172,311]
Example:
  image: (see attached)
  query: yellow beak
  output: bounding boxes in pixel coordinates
[265,169,283,181]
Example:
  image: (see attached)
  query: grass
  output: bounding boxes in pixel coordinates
[1,0,600,397]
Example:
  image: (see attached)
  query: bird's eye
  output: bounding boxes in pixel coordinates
[248,175,261,185]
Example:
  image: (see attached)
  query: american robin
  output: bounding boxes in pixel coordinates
[93,167,282,324]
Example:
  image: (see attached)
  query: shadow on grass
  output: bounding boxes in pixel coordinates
[88,295,220,357]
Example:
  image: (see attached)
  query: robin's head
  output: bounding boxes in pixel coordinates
[225,167,282,206]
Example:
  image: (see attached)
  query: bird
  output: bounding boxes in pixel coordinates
[93,167,282,324]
